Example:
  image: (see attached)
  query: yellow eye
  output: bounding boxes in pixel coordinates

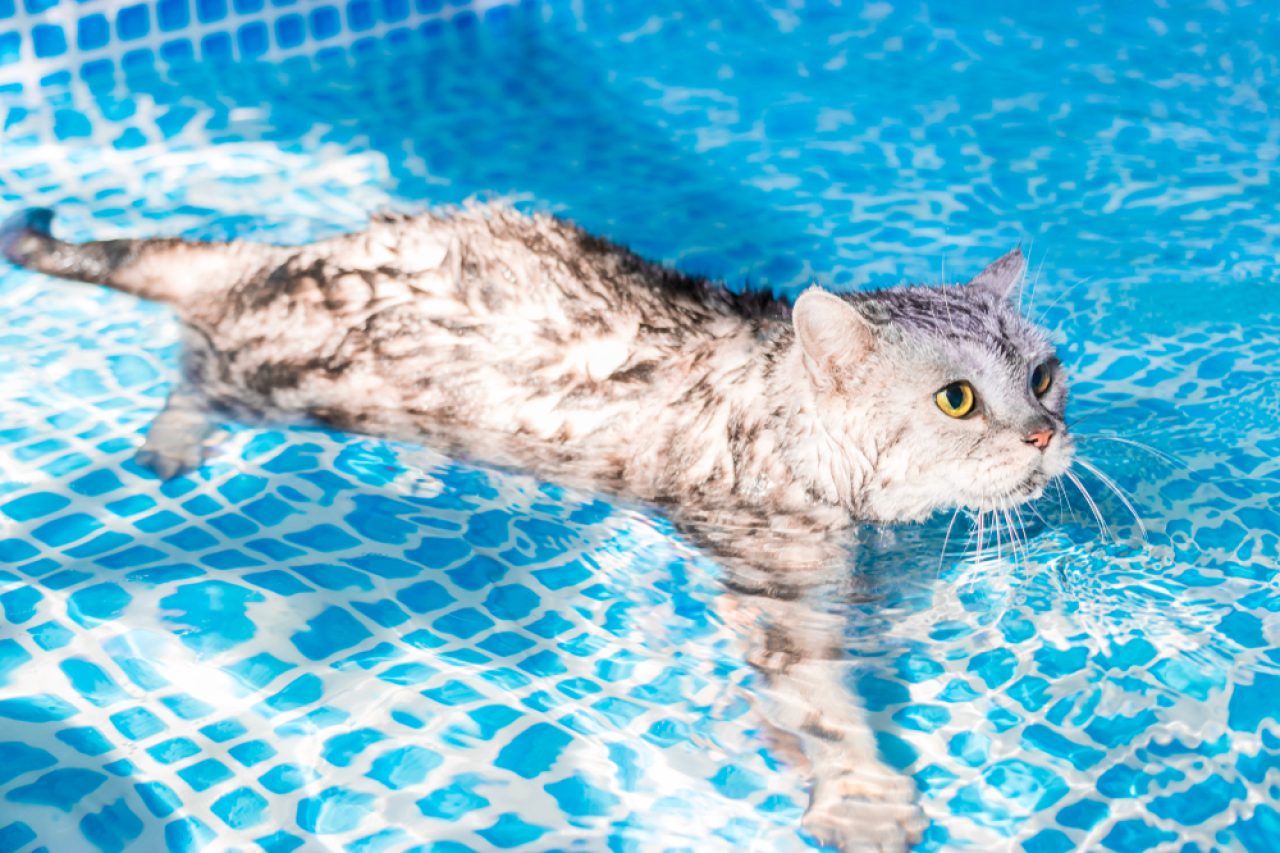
[935,381,976,418]
[1031,363,1053,396]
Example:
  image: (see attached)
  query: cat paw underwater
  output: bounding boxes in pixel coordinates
[804,762,927,852]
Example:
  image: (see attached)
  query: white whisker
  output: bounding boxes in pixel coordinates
[1021,241,1045,317]
[976,511,986,565]
[993,507,1004,565]
[1000,506,1015,565]
[1010,503,1031,561]
[1065,469,1113,542]
[1075,458,1149,545]
[939,507,961,575]
[1023,496,1051,529]
[1008,505,1028,565]
[1034,273,1094,328]
[1080,433,1183,468]
[1052,477,1077,526]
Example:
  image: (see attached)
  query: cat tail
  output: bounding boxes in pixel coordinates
[0,208,256,313]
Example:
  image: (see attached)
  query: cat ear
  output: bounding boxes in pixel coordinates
[968,247,1026,302]
[792,287,875,386]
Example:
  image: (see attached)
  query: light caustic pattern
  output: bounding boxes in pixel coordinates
[0,1,1278,851]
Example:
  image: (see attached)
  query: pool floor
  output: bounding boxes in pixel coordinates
[0,1,1279,851]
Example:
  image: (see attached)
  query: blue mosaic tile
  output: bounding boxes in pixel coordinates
[0,741,57,785]
[7,767,107,811]
[296,786,376,834]
[211,785,269,830]
[0,0,1278,850]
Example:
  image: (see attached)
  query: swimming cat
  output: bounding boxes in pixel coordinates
[1,204,1072,850]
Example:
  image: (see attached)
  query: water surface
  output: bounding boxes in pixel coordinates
[0,1,1277,850]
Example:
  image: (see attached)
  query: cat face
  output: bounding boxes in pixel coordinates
[792,249,1073,523]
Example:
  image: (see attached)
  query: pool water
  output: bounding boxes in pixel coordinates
[0,1,1278,851]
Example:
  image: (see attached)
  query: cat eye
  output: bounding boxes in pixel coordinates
[1031,363,1053,397]
[935,381,976,418]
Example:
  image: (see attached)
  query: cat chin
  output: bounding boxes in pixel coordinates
[863,475,1051,524]
[999,473,1052,506]
[956,471,1055,514]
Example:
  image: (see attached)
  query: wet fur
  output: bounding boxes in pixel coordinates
[2,203,1074,851]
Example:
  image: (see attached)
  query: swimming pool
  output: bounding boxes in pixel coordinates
[0,0,1277,850]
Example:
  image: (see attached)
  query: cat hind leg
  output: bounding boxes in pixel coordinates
[133,384,214,479]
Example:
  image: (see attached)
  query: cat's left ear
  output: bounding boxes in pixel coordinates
[968,247,1026,302]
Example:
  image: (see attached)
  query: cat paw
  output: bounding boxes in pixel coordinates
[803,765,926,852]
[134,444,205,479]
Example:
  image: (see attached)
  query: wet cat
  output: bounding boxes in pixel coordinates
[1,203,1072,850]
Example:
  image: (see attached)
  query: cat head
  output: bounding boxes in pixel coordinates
[789,249,1072,523]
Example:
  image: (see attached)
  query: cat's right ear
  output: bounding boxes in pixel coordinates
[968,247,1026,302]
[792,288,875,387]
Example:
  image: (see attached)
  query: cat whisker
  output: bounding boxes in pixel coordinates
[1023,498,1052,529]
[1078,433,1183,469]
[1008,504,1030,566]
[1020,242,1045,318]
[1051,477,1078,526]
[1033,273,1094,329]
[1064,469,1114,543]
[1074,458,1148,545]
[1065,407,1120,432]
[992,503,1008,559]
[993,506,1005,565]
[941,281,960,340]
[938,506,962,576]
[1066,401,1187,434]
[1010,503,1032,561]
[999,506,1015,565]
[975,510,986,566]
[1020,502,1038,537]
[986,508,999,564]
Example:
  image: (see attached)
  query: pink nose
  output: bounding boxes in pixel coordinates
[1025,429,1054,450]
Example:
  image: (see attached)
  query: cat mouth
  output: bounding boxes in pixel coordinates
[1009,473,1049,502]
[984,442,1074,509]
[971,470,1051,510]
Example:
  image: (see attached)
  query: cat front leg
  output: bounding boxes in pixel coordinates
[699,512,925,852]
[786,657,925,851]
[133,383,214,478]
[739,594,927,851]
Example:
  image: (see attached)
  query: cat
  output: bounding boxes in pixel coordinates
[1,203,1072,850]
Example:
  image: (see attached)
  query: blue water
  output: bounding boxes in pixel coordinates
[0,1,1278,850]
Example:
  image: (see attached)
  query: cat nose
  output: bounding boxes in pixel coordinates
[1024,429,1054,450]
